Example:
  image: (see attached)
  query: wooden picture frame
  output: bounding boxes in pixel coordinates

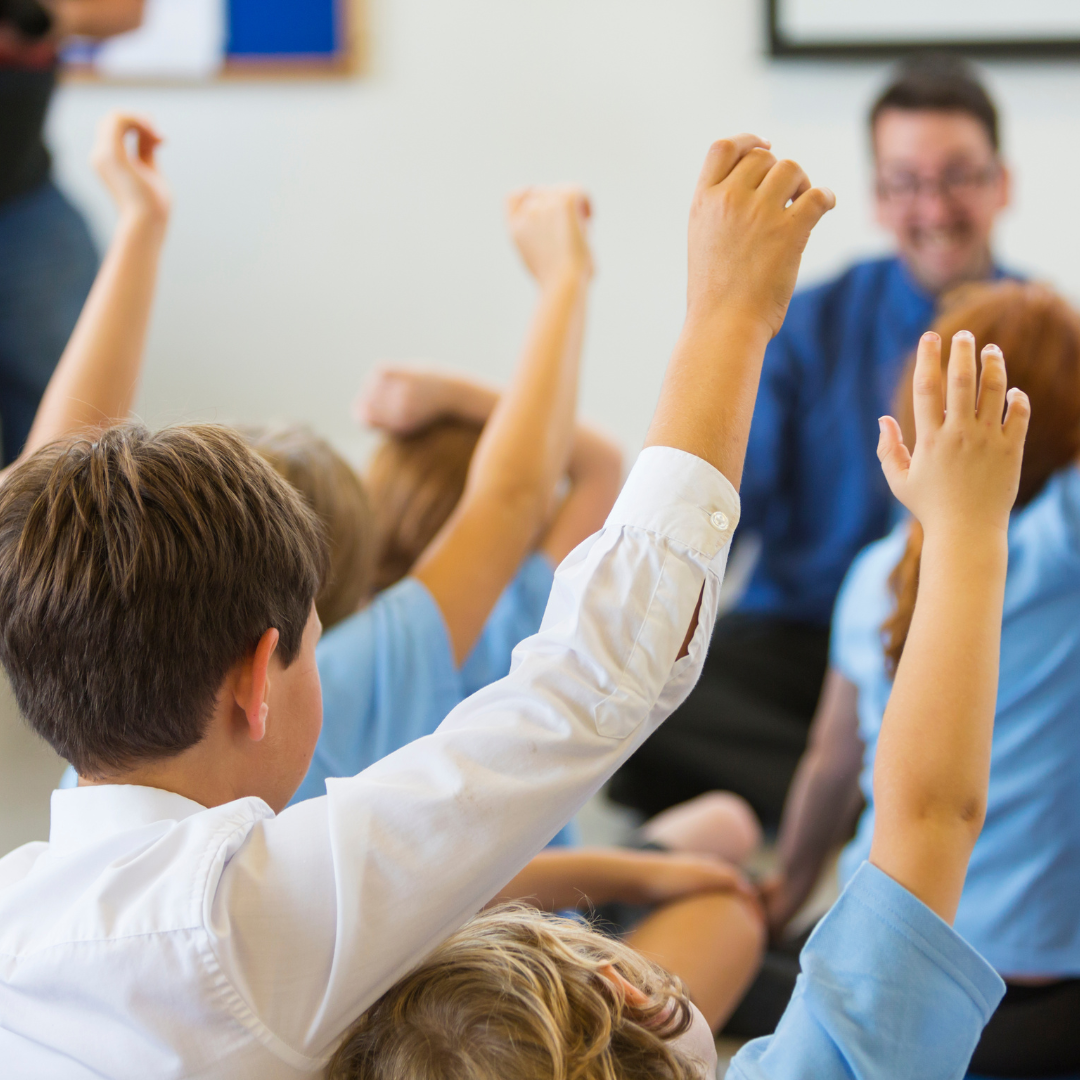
[767,0,1080,58]
[63,0,366,84]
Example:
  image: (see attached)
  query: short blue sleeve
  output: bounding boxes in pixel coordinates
[291,578,460,804]
[728,862,1004,1080]
[458,552,554,699]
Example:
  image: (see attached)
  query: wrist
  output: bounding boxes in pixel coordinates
[443,376,499,425]
[117,205,169,240]
[681,304,772,352]
[539,262,592,297]
[920,520,1008,565]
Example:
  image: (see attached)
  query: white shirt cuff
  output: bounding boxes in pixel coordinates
[606,446,740,567]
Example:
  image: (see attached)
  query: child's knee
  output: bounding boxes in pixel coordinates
[696,791,763,859]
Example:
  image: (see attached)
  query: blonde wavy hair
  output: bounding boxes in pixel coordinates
[326,904,703,1080]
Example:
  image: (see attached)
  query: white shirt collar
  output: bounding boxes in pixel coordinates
[48,784,208,855]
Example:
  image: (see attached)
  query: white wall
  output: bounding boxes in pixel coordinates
[45,0,1080,460]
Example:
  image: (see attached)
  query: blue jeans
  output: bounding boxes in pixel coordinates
[0,179,98,465]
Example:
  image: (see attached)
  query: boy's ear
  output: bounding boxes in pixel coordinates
[234,628,280,742]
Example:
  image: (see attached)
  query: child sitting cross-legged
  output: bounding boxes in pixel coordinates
[328,331,1030,1079]
[0,134,834,1077]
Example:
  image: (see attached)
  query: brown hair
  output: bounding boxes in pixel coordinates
[245,424,375,630]
[327,903,702,1080]
[0,422,327,777]
[870,53,999,152]
[364,418,482,593]
[883,282,1080,674]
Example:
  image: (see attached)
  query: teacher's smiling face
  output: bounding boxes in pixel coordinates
[873,108,1010,296]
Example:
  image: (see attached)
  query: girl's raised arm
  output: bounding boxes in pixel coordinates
[869,330,1028,923]
[12,112,169,475]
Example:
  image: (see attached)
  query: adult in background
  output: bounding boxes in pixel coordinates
[610,54,1012,828]
[0,0,143,464]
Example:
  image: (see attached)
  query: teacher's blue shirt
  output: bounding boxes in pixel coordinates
[834,466,1080,977]
[737,256,936,626]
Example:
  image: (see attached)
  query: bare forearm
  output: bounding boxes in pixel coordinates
[492,849,638,910]
[869,529,1007,921]
[46,0,143,38]
[644,309,772,487]
[413,270,589,662]
[776,751,859,916]
[24,211,164,457]
[541,425,623,564]
[465,271,588,510]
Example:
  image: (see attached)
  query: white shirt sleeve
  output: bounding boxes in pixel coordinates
[208,446,740,1058]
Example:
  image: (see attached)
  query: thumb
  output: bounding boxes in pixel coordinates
[877,415,911,498]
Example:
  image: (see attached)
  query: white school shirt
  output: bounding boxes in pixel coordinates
[0,447,739,1080]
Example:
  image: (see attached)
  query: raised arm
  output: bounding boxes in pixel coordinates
[408,191,592,663]
[869,331,1028,923]
[4,113,168,480]
[358,366,623,567]
[43,0,144,38]
[761,669,864,937]
[644,135,833,652]
[644,136,834,483]
[538,423,622,564]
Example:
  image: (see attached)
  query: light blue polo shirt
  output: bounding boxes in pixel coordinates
[729,861,1004,1079]
[291,553,578,846]
[833,464,1080,977]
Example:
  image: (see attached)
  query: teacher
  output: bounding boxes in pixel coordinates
[0,0,143,464]
[611,54,1013,828]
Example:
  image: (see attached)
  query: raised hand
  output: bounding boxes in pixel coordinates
[687,134,835,337]
[877,330,1029,539]
[91,111,170,226]
[506,186,593,289]
[354,366,452,434]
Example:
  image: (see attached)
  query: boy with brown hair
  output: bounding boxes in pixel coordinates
[0,134,833,1077]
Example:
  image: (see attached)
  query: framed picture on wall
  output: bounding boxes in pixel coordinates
[768,0,1080,57]
[64,0,361,80]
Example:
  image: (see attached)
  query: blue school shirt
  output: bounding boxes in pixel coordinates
[833,465,1080,976]
[291,553,578,846]
[729,861,1004,1079]
[737,257,940,627]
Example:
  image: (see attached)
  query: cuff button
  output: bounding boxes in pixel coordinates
[710,510,730,531]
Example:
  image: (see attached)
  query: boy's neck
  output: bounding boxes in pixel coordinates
[77,722,281,811]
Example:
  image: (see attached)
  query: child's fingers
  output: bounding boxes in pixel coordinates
[1003,387,1031,446]
[759,158,810,207]
[132,120,164,166]
[728,146,779,191]
[877,415,911,495]
[945,330,978,421]
[787,185,836,232]
[505,189,531,219]
[975,344,1008,425]
[695,134,771,192]
[911,332,944,436]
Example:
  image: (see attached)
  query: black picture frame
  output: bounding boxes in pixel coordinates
[767,0,1080,58]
